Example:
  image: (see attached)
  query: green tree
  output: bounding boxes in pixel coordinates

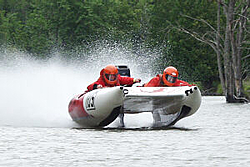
[149,0,218,89]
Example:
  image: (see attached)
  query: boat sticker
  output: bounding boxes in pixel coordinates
[86,92,97,110]
[139,88,165,93]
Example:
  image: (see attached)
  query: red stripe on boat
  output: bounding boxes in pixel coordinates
[68,94,89,119]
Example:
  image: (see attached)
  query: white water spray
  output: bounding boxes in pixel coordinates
[0,46,160,128]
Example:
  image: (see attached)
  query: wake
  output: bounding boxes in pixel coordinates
[0,48,157,128]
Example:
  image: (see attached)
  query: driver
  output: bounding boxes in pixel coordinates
[87,64,141,91]
[144,66,192,87]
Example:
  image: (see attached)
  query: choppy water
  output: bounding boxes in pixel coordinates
[0,96,250,167]
[1,51,250,166]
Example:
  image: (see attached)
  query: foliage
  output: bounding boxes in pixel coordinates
[243,77,250,99]
[1,0,243,92]
[149,0,219,87]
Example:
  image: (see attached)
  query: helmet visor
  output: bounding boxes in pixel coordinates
[165,74,177,83]
[105,74,118,81]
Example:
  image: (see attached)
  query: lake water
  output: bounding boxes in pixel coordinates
[0,52,250,166]
[0,96,249,167]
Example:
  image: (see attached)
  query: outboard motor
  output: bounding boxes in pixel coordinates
[115,65,131,127]
[116,65,131,77]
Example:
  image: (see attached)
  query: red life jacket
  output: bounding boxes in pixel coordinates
[87,69,134,91]
[144,74,192,87]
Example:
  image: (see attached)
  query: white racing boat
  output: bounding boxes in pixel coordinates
[68,86,201,128]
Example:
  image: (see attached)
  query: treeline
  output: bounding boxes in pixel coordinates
[0,0,249,96]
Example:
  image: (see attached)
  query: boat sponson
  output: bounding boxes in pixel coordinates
[168,105,191,126]
[99,106,122,127]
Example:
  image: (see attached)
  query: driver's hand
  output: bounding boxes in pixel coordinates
[97,84,103,89]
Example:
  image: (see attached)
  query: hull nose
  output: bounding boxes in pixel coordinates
[84,86,124,118]
[184,86,202,116]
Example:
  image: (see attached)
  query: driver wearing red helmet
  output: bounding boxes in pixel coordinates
[144,66,192,87]
[87,65,141,91]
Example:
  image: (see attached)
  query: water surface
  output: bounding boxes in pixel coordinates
[1,51,249,166]
[0,96,249,167]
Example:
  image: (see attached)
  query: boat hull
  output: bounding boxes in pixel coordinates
[68,86,201,128]
[68,87,124,127]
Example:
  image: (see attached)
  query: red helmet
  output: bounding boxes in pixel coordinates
[162,66,178,86]
[103,65,118,86]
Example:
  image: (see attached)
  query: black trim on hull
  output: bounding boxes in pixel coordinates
[99,106,122,127]
[168,105,191,126]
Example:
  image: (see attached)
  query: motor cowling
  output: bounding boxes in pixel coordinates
[116,65,131,77]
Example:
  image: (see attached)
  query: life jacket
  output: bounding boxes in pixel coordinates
[87,69,134,91]
[144,74,192,87]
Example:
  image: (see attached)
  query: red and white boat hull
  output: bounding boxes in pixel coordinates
[68,86,202,128]
[68,86,124,127]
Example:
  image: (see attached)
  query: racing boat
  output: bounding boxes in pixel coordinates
[68,85,201,128]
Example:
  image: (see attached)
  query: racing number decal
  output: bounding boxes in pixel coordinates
[86,93,96,110]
